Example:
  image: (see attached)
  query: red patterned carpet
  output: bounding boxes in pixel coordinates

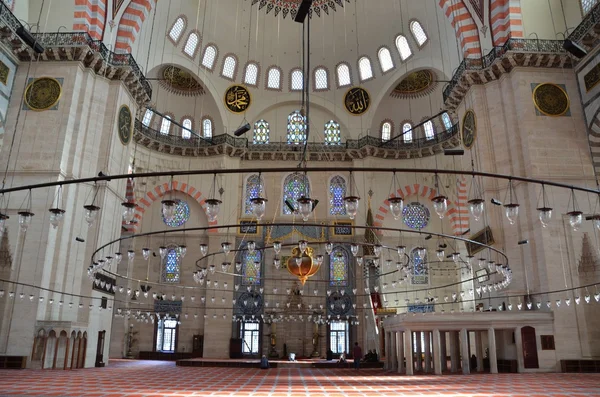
[0,359,599,397]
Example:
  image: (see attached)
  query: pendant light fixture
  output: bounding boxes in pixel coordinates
[467,175,484,221]
[161,177,177,223]
[83,183,101,227]
[503,179,520,225]
[18,190,35,232]
[431,174,448,219]
[205,173,222,223]
[536,184,553,228]
[249,172,267,220]
[387,171,404,220]
[48,186,66,229]
[566,189,583,231]
[343,171,360,220]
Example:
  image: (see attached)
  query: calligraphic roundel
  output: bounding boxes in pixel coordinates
[344,87,370,116]
[224,85,252,113]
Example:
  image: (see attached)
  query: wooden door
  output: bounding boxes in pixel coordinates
[521,326,539,369]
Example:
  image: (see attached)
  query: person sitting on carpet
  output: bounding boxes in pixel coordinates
[337,351,347,366]
[260,355,269,369]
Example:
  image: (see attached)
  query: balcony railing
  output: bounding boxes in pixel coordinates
[568,1,600,44]
[443,38,567,103]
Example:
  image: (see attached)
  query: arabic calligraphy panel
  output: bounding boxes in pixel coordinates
[224,85,252,113]
[344,87,370,116]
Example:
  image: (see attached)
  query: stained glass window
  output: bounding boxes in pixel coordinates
[183,32,199,57]
[381,122,392,142]
[287,110,306,144]
[358,57,373,81]
[424,120,435,140]
[243,249,261,285]
[162,199,190,227]
[378,47,394,72]
[201,45,217,69]
[169,17,186,43]
[329,247,348,287]
[329,175,347,215]
[267,67,282,89]
[396,35,412,61]
[411,248,428,285]
[402,202,430,229]
[324,120,341,145]
[403,123,413,143]
[222,55,237,79]
[410,20,428,47]
[336,63,351,87]
[253,120,269,144]
[442,113,452,130]
[283,173,310,215]
[162,248,181,283]
[244,174,262,215]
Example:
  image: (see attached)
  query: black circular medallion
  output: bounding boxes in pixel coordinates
[117,105,132,145]
[462,110,477,150]
[344,87,370,115]
[224,85,251,113]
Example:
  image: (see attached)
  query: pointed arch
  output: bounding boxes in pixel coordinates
[438,0,482,58]
[287,110,306,144]
[221,54,238,80]
[489,0,524,46]
[243,174,264,214]
[282,172,311,215]
[330,245,349,287]
[167,16,187,45]
[74,0,107,40]
[336,62,352,88]
[115,0,157,53]
[162,245,181,283]
[266,66,283,91]
[328,175,347,215]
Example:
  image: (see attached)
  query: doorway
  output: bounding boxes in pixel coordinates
[95,331,106,367]
[521,326,539,369]
[240,321,260,356]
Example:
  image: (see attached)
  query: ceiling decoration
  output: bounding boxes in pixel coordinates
[159,65,205,97]
[247,0,350,18]
[390,70,438,99]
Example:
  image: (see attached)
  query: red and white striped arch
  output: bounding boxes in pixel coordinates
[73,0,107,40]
[374,177,469,236]
[127,180,217,233]
[490,0,524,46]
[438,0,482,59]
[115,0,156,53]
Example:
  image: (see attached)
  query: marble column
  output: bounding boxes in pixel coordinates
[449,331,458,373]
[488,328,498,374]
[460,328,470,374]
[391,331,398,371]
[404,329,414,375]
[397,331,405,374]
[475,331,484,372]
[415,331,422,372]
[432,329,442,375]
[515,327,524,373]
[424,331,432,373]
[440,331,447,372]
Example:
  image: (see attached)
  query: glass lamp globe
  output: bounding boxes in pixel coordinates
[199,243,208,256]
[388,197,404,220]
[436,249,445,262]
[247,241,256,254]
[567,211,583,231]
[295,256,303,267]
[18,211,34,232]
[121,202,136,224]
[250,197,267,220]
[178,245,187,258]
[343,196,360,220]
[350,243,359,256]
[297,197,314,221]
[315,255,324,266]
[273,241,282,254]
[397,245,406,257]
[273,258,281,269]
[373,244,382,257]
[161,199,177,222]
[592,215,600,231]
[432,196,448,219]
[83,205,100,227]
[140,248,150,260]
[221,242,232,255]
[325,242,333,255]
[159,246,167,259]
[205,198,222,222]
[452,253,460,264]
[298,240,308,253]
[48,208,65,229]
[537,207,553,228]
[467,199,484,221]
[504,203,520,225]
[356,256,363,266]
[416,247,427,260]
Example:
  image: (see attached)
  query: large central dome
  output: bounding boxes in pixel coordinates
[248,0,350,18]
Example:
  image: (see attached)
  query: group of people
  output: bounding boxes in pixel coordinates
[262,343,377,370]
[336,342,368,370]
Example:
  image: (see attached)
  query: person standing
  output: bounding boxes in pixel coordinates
[353,342,363,370]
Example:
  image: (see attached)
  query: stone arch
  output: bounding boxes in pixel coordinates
[73,0,107,40]
[374,178,469,235]
[56,330,69,370]
[31,329,46,365]
[133,180,217,233]
[588,110,600,176]
[43,330,57,369]
[438,0,482,58]
[114,0,157,53]
[489,0,524,46]
[71,331,82,369]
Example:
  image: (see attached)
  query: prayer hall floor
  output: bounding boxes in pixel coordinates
[0,359,598,397]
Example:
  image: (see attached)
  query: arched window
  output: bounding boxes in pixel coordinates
[381,121,392,142]
[314,67,328,90]
[395,35,412,61]
[336,63,351,87]
[202,117,213,138]
[142,109,153,127]
[267,67,282,90]
[330,246,349,286]
[156,318,177,352]
[442,112,452,130]
[201,45,217,70]
[424,120,435,140]
[291,69,304,91]
[242,248,261,285]
[168,17,186,43]
[358,57,373,81]
[410,248,428,285]
[160,115,172,135]
[410,20,428,47]
[324,120,341,145]
[283,173,310,215]
[329,175,347,215]
[181,118,193,139]
[378,47,394,73]
[244,62,259,86]
[183,32,200,58]
[287,110,306,144]
[244,174,263,215]
[253,119,269,144]
[221,55,237,79]
[162,247,181,283]
[403,122,413,143]
[582,0,598,14]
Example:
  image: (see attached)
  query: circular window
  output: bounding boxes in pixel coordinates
[162,199,190,227]
[402,202,430,230]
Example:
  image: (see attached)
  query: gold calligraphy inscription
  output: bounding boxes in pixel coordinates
[0,60,9,86]
[224,85,251,113]
[344,87,370,115]
[584,63,600,92]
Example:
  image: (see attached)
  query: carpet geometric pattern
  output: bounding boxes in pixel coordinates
[0,359,599,397]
